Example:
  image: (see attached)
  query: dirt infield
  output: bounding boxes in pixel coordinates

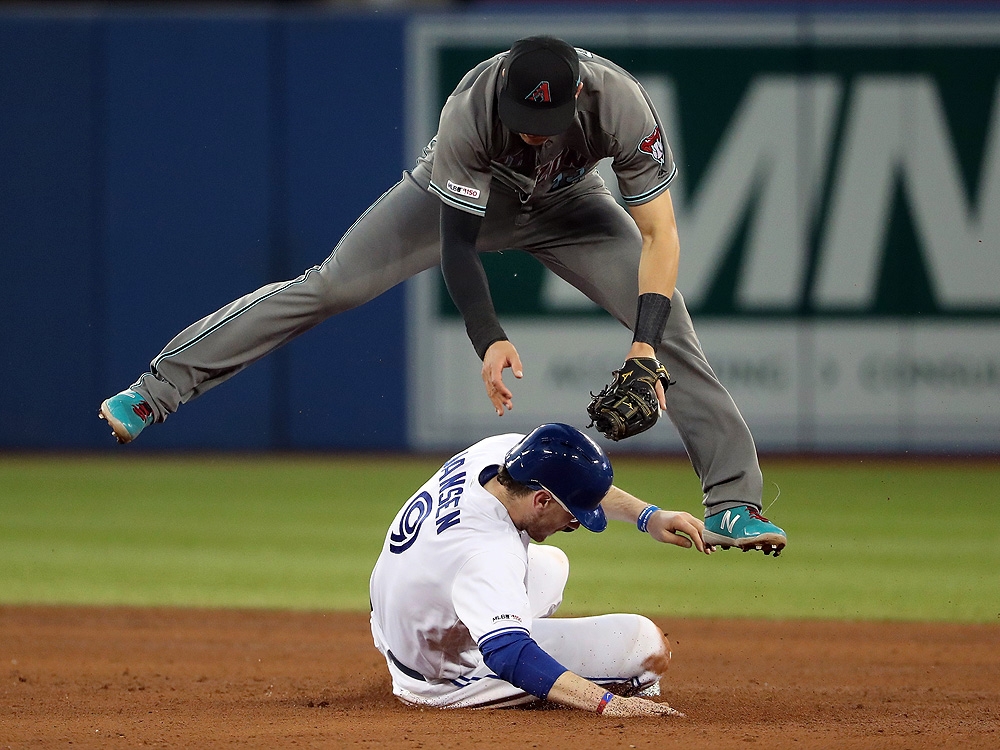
[2,606,998,749]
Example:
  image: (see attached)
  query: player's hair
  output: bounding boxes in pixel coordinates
[496,465,535,498]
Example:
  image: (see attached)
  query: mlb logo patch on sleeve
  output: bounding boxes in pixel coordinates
[447,180,481,199]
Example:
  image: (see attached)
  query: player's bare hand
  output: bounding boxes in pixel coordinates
[626,342,667,410]
[602,695,685,718]
[482,340,523,416]
[654,378,667,411]
[647,510,714,554]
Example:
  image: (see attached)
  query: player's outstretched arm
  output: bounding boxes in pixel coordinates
[628,190,680,407]
[546,671,683,717]
[481,630,682,717]
[628,190,680,303]
[440,203,522,415]
[644,509,711,553]
[601,486,713,554]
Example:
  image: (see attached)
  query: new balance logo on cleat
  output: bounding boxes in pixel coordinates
[719,510,740,534]
[704,505,787,557]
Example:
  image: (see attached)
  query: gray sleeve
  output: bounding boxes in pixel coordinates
[429,95,494,216]
[607,77,678,206]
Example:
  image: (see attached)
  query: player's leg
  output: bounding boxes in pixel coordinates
[525,544,569,619]
[381,544,571,710]
[383,660,540,710]
[531,613,672,696]
[388,612,671,710]
[521,193,782,552]
[100,172,440,442]
[384,613,669,710]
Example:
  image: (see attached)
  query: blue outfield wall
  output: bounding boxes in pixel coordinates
[0,10,409,450]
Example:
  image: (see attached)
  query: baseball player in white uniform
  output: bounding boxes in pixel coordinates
[370,423,712,715]
[100,36,785,555]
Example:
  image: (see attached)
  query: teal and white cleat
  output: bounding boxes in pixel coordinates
[704,506,786,557]
[99,389,154,444]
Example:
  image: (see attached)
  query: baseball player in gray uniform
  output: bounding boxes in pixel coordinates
[100,36,785,554]
[370,422,711,714]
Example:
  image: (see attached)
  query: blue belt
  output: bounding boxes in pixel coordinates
[387,650,427,682]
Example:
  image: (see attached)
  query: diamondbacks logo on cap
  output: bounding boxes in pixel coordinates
[639,126,665,166]
[526,81,552,103]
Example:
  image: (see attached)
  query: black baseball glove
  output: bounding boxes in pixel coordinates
[587,357,672,441]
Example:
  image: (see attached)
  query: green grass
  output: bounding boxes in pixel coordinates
[561,457,1000,622]
[1,454,997,622]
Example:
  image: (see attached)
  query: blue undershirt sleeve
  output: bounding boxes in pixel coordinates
[479,631,568,699]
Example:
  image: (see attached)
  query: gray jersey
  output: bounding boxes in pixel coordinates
[414,48,677,216]
[119,42,763,523]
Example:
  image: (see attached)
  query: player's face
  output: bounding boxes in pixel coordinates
[525,497,580,542]
[518,133,549,146]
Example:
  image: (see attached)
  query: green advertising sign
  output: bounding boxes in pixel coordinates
[432,37,1000,320]
[407,15,1000,453]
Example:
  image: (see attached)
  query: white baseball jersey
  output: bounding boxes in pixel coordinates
[369,433,534,682]
[412,47,677,217]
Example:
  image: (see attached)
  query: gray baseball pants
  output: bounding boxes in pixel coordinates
[133,170,762,514]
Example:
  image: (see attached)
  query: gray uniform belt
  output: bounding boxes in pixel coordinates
[387,650,427,682]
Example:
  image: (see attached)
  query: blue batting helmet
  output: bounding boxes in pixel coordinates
[504,423,612,532]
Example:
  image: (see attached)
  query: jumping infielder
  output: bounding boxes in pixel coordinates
[100,36,785,554]
[370,422,711,713]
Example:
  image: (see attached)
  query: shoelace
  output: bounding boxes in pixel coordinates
[747,506,772,522]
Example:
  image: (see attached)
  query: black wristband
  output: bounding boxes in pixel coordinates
[632,293,672,346]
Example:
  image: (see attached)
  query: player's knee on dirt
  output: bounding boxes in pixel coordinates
[634,615,672,679]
